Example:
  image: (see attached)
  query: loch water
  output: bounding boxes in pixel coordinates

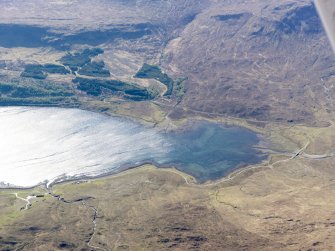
[0,107,266,187]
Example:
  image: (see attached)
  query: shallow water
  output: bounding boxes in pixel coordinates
[0,107,266,187]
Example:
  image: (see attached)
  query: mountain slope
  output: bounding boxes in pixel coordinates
[164,0,335,125]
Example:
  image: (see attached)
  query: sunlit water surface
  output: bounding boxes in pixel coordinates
[0,107,266,187]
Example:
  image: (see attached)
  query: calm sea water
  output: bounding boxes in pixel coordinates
[0,107,266,187]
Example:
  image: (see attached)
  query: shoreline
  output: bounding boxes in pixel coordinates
[0,155,271,192]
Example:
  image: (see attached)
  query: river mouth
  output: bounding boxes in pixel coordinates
[0,107,267,188]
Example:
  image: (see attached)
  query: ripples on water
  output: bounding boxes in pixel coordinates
[0,107,266,187]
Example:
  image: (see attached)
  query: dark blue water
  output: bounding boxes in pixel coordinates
[161,122,266,182]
